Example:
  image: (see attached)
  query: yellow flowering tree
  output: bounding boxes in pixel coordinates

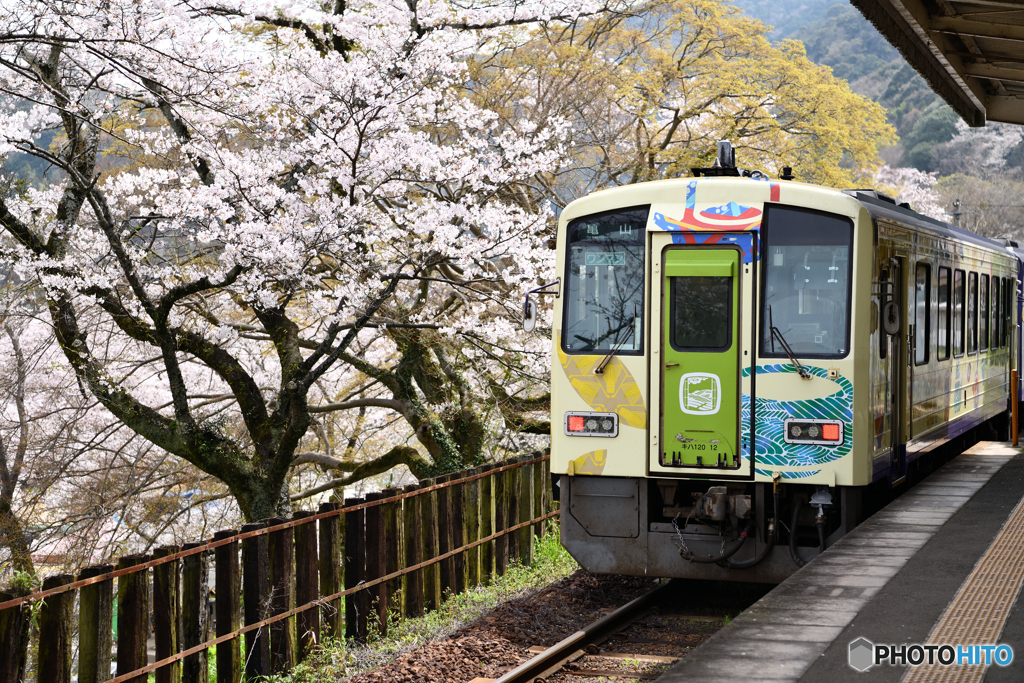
[471,0,896,202]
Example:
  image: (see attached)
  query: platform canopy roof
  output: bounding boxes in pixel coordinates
[851,0,1024,126]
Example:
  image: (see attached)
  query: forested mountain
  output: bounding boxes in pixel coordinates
[735,0,1024,238]
[734,0,954,169]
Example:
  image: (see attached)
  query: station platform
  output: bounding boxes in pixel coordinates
[657,441,1024,683]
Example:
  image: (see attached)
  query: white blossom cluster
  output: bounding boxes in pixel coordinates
[874,164,946,221]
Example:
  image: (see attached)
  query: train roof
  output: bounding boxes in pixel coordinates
[562,177,1019,265]
[843,189,1011,256]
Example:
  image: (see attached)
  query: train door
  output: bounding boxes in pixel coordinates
[650,238,752,478]
[881,255,908,485]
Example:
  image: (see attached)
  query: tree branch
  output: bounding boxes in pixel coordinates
[308,397,411,416]
[289,445,430,501]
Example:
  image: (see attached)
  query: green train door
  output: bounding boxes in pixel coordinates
[656,246,743,473]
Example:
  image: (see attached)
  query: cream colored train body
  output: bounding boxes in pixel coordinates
[549,174,1020,582]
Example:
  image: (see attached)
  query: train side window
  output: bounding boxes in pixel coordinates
[980,275,989,351]
[953,269,965,357]
[993,277,1001,349]
[937,266,950,361]
[1000,277,1007,349]
[915,263,929,365]
[967,271,978,354]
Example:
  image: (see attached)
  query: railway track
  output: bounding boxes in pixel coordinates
[484,579,768,683]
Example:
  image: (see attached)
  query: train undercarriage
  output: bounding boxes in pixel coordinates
[558,417,1008,584]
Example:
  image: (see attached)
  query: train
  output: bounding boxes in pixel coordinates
[528,142,1022,583]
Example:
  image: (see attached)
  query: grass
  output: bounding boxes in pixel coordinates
[270,523,577,682]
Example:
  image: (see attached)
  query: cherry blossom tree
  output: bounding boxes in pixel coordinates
[874,165,946,221]
[0,0,585,520]
[0,273,248,579]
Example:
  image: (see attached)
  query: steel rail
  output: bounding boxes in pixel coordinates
[493,578,676,683]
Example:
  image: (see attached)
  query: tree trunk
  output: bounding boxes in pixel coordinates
[0,505,33,574]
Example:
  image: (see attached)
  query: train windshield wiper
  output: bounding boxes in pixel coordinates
[595,306,638,375]
[768,306,811,380]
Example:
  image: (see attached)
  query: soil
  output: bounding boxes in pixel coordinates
[345,570,769,683]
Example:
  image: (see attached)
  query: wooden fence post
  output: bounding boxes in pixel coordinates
[507,458,522,564]
[267,517,295,672]
[37,574,74,683]
[241,521,270,679]
[0,590,29,683]
[343,498,367,642]
[214,530,241,683]
[153,545,181,683]
[436,476,453,597]
[465,468,481,587]
[181,541,209,683]
[381,488,402,619]
[318,502,343,641]
[519,458,535,566]
[402,484,423,617]
[535,454,547,538]
[495,465,508,576]
[363,492,387,638]
[293,510,320,662]
[77,564,113,683]
[117,554,150,683]
[480,464,495,584]
[420,481,440,611]
[451,476,466,595]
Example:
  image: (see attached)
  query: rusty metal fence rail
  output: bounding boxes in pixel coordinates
[0,451,555,683]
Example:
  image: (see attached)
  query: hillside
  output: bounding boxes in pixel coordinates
[734,0,954,170]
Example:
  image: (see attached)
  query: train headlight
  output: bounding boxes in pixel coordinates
[783,419,844,446]
[564,412,618,438]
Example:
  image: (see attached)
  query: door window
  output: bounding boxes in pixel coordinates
[968,272,978,354]
[915,263,930,365]
[992,277,1001,349]
[980,275,989,351]
[670,276,732,351]
[953,269,965,357]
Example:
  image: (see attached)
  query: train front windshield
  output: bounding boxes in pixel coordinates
[761,206,853,358]
[562,206,649,354]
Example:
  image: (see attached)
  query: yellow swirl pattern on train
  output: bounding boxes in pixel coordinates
[556,335,647,429]
[568,449,608,475]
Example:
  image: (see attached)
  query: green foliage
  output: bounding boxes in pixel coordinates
[473,0,894,193]
[8,569,39,596]
[902,105,960,171]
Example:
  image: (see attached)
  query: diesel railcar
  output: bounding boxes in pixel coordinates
[538,145,1021,583]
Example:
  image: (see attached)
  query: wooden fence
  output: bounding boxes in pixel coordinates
[0,451,555,683]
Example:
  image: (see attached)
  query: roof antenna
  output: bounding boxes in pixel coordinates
[717,140,736,169]
[691,139,759,177]
[781,166,795,181]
